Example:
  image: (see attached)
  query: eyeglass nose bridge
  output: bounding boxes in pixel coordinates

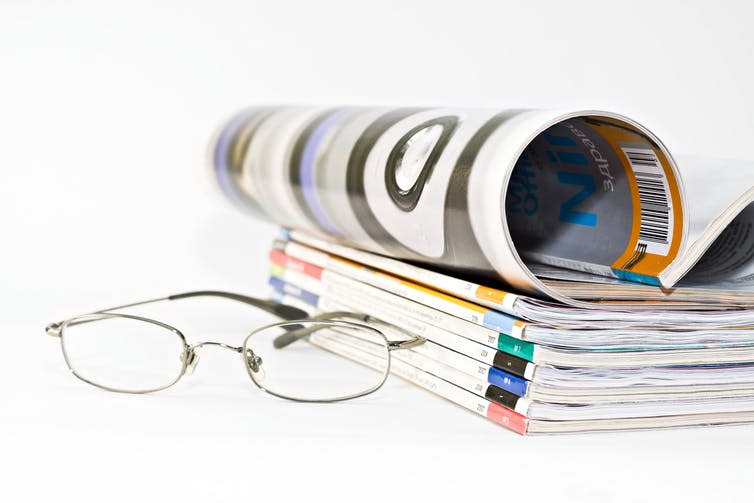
[191,341,243,353]
[185,342,263,373]
[181,341,239,375]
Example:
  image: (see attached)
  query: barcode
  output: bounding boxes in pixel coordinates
[621,147,672,250]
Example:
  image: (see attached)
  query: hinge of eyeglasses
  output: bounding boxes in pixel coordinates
[45,322,62,337]
[387,337,425,350]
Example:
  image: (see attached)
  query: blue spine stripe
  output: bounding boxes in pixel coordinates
[612,269,662,286]
[278,227,292,240]
[268,276,321,306]
[481,310,517,334]
[487,367,529,396]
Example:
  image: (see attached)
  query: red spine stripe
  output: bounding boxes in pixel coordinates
[269,249,324,280]
[486,402,528,435]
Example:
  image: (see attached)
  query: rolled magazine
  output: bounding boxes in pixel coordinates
[210,106,754,305]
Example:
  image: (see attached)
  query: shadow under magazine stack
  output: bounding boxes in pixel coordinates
[210,105,754,434]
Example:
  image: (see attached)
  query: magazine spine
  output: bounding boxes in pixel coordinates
[267,267,535,379]
[268,273,532,396]
[287,229,522,314]
[270,247,538,363]
[277,240,523,335]
[270,290,529,434]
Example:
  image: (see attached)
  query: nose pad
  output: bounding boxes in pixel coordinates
[182,349,200,375]
[245,349,265,381]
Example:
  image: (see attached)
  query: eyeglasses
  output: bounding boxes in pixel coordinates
[45,290,424,402]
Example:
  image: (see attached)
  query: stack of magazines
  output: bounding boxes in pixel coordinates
[211,105,754,434]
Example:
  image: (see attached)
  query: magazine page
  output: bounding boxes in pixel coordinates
[667,156,754,285]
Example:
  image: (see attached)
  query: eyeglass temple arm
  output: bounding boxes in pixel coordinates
[272,312,425,350]
[272,311,365,348]
[46,290,309,337]
[166,291,307,320]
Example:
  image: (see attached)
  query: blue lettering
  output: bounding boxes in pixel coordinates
[557,171,597,227]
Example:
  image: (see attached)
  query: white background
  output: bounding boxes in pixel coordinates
[3,1,754,501]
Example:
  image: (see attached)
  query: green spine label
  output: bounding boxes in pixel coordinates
[497,334,535,362]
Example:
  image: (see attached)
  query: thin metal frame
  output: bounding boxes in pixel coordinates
[243,318,392,403]
[57,312,191,394]
[45,290,425,402]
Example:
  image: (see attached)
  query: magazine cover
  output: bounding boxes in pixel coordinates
[211,106,754,304]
